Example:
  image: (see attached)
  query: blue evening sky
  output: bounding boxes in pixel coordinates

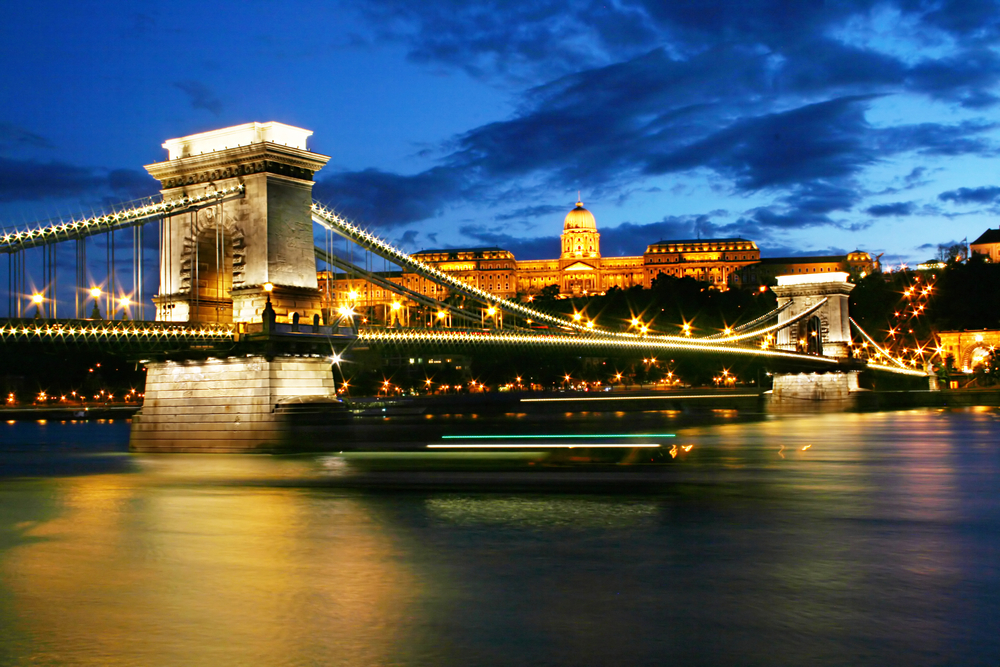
[3,0,1000,275]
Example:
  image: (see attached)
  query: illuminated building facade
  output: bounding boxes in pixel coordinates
[971,229,1000,263]
[937,330,1000,371]
[319,201,875,318]
[743,251,879,284]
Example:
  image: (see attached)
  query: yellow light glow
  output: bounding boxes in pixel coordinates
[347,290,359,300]
[436,310,447,319]
[263,282,274,292]
[32,293,43,304]
[390,301,401,311]
[573,312,582,322]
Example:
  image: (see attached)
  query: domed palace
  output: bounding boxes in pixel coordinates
[319,200,880,313]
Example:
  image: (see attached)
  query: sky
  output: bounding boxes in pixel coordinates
[3,0,1000,287]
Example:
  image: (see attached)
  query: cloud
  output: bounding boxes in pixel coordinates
[457,224,559,260]
[0,158,158,204]
[324,0,1000,242]
[172,81,223,116]
[938,185,1000,204]
[313,166,462,229]
[493,204,566,222]
[865,201,916,216]
[0,123,54,153]
[600,215,721,256]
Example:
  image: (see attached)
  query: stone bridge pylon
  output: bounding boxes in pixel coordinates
[147,121,328,325]
[768,272,859,406]
[771,272,854,359]
[132,123,344,453]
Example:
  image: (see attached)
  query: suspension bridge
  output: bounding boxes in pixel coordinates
[0,122,930,451]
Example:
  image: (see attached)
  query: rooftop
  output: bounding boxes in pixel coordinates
[162,121,312,160]
[971,229,1000,245]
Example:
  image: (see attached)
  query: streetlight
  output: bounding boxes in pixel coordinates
[89,287,103,319]
[119,296,131,320]
[31,293,43,319]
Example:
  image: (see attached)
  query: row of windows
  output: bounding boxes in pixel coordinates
[649,244,755,253]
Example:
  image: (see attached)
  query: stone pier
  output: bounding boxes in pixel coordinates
[130,122,351,453]
[130,355,347,453]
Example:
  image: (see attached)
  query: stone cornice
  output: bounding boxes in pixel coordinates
[145,142,330,189]
[772,282,855,298]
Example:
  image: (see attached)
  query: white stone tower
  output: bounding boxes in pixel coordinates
[146,122,329,324]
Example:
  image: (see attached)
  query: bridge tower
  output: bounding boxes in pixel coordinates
[771,272,854,358]
[131,123,344,453]
[146,122,328,325]
[769,272,858,406]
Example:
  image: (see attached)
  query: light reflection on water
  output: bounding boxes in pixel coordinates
[0,408,998,666]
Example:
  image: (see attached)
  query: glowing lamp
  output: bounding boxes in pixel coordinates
[263,283,274,292]
[32,293,43,304]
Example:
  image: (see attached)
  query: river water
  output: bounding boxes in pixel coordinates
[1,408,998,666]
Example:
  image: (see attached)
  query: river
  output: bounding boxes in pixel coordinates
[1,407,998,666]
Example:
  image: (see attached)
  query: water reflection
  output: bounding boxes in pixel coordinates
[1,473,420,666]
[0,408,998,665]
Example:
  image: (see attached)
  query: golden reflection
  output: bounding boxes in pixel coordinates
[2,465,419,665]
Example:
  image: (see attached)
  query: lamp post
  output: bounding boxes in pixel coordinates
[32,293,44,319]
[262,283,275,332]
[89,287,102,319]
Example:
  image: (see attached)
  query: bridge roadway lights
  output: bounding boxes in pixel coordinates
[129,352,347,453]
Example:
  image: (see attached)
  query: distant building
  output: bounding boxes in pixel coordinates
[971,229,1000,263]
[743,251,879,285]
[938,330,1000,371]
[319,201,877,319]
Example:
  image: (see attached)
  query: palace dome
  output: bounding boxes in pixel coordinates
[564,201,597,231]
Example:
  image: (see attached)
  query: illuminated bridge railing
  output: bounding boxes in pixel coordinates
[0,185,245,253]
[355,328,845,364]
[0,319,237,349]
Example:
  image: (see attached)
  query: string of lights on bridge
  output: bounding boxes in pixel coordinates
[0,185,245,253]
[0,193,930,379]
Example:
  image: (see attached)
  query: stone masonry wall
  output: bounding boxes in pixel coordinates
[130,356,337,452]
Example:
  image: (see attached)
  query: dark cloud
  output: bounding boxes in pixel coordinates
[172,81,223,116]
[107,169,160,200]
[313,166,462,229]
[0,123,54,152]
[938,186,1000,204]
[600,215,720,256]
[493,204,566,222]
[0,157,104,203]
[865,201,916,216]
[457,224,559,260]
[325,0,1000,240]
[0,158,158,204]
